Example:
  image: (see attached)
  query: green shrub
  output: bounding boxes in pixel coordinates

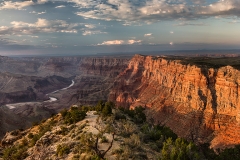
[114,111,126,120]
[216,145,240,160]
[112,148,124,155]
[100,136,108,143]
[102,102,113,116]
[56,144,70,157]
[56,126,68,135]
[28,133,34,139]
[61,107,87,124]
[96,100,105,112]
[3,144,28,160]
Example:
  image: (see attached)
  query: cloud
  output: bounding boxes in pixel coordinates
[2,0,240,24]
[190,0,206,5]
[29,11,46,15]
[82,30,106,36]
[73,0,240,24]
[84,24,96,29]
[170,31,174,34]
[97,39,141,45]
[144,33,152,37]
[0,0,47,10]
[0,18,80,35]
[0,1,34,10]
[0,37,37,50]
[128,40,142,44]
[55,5,66,8]
[98,40,124,45]
[174,22,208,26]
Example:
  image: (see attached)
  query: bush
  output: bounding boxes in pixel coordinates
[61,107,87,124]
[10,130,20,136]
[101,136,108,143]
[102,105,112,116]
[216,145,240,160]
[3,144,28,160]
[96,100,105,112]
[114,111,126,120]
[28,133,34,139]
[56,144,70,157]
[56,126,68,135]
[160,137,201,160]
[121,106,146,123]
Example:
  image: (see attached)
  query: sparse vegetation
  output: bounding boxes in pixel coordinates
[61,106,87,124]
[100,136,108,143]
[164,56,240,70]
[1,101,240,160]
[2,139,28,160]
[56,144,70,157]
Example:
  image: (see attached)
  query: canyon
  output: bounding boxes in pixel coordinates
[0,55,129,138]
[1,53,240,150]
[109,54,240,149]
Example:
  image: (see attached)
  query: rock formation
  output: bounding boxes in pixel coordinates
[79,57,129,77]
[109,54,240,149]
[0,56,130,138]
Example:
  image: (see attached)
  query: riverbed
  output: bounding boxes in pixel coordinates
[5,80,75,109]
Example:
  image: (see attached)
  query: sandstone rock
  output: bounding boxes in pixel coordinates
[109,54,240,149]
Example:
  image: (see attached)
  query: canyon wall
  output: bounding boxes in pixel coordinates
[0,73,72,105]
[109,54,240,149]
[73,57,130,105]
[79,57,129,77]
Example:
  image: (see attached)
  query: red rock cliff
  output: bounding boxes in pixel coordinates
[109,54,240,149]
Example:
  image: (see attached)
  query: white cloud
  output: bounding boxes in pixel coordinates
[73,0,240,24]
[0,18,80,35]
[98,40,125,45]
[0,1,33,10]
[55,5,66,8]
[128,40,141,44]
[84,24,96,29]
[97,39,142,45]
[170,31,174,34]
[144,33,152,37]
[0,0,47,10]
[30,36,39,38]
[82,30,106,36]
[59,30,78,33]
[2,0,240,24]
[29,11,46,15]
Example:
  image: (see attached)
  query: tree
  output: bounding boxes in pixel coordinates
[96,100,105,112]
[102,102,112,116]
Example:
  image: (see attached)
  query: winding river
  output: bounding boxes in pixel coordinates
[44,80,75,102]
[6,80,75,109]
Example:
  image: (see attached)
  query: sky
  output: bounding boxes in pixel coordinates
[0,0,240,56]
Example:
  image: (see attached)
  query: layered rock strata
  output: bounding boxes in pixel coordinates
[79,57,129,77]
[109,54,240,149]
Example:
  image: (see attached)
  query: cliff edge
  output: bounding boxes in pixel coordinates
[109,54,240,149]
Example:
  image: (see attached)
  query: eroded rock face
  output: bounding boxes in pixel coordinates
[0,74,72,105]
[79,57,129,77]
[109,54,240,149]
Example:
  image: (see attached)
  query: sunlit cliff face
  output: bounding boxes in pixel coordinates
[109,54,240,148]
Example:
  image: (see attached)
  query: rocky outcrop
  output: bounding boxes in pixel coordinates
[109,54,240,149]
[0,89,36,105]
[79,57,129,77]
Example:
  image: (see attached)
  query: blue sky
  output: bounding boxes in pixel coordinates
[0,0,240,56]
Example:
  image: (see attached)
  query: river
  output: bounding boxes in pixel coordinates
[5,80,75,109]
